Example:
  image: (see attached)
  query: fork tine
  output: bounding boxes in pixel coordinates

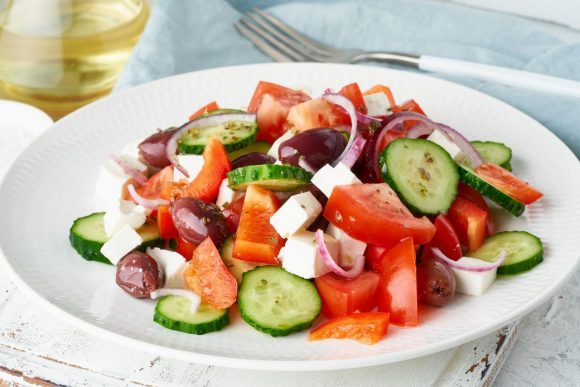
[235,22,293,62]
[239,18,308,62]
[252,8,338,56]
[246,11,329,61]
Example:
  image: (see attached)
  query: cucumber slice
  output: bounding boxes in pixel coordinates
[381,138,459,215]
[178,112,258,154]
[154,296,229,334]
[458,165,525,217]
[238,266,321,337]
[471,141,512,171]
[227,164,313,191]
[220,236,262,284]
[69,212,161,265]
[469,231,543,275]
[228,141,271,161]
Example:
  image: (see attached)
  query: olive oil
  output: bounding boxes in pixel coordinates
[0,0,149,119]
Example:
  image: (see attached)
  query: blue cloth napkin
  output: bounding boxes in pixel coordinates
[116,0,580,156]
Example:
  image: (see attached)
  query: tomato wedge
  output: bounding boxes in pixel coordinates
[447,197,487,252]
[183,237,237,309]
[286,98,345,132]
[377,237,418,327]
[136,166,173,199]
[156,205,178,239]
[475,163,543,205]
[324,183,436,246]
[365,243,397,273]
[309,312,390,345]
[247,81,310,143]
[421,215,462,261]
[162,137,230,202]
[363,85,399,113]
[188,101,219,121]
[315,272,380,319]
[399,99,427,130]
[233,185,284,264]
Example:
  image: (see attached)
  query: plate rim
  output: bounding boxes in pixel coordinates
[1,62,579,371]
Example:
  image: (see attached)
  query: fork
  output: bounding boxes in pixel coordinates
[236,8,580,98]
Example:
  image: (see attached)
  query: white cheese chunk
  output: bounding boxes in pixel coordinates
[173,155,205,182]
[147,247,187,289]
[267,130,296,160]
[280,230,339,279]
[100,225,143,265]
[311,162,361,197]
[363,92,391,116]
[216,178,240,208]
[326,223,367,269]
[94,161,129,210]
[270,192,322,238]
[120,141,148,173]
[452,257,497,296]
[427,130,462,160]
[103,199,147,237]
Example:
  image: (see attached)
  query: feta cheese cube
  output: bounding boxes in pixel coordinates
[326,223,367,268]
[363,92,391,116]
[100,225,143,265]
[270,192,322,238]
[103,199,147,237]
[120,141,148,173]
[452,257,497,296]
[173,155,205,182]
[147,247,187,289]
[280,231,339,279]
[94,161,129,210]
[311,162,361,197]
[427,130,462,160]
[216,179,240,208]
[267,130,296,160]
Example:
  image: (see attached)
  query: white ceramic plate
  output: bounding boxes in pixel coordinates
[0,63,579,371]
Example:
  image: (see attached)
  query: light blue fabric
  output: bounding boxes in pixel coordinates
[116,0,580,156]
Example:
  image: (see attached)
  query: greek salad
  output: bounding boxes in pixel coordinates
[69,81,544,345]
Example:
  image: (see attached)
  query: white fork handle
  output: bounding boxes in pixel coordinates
[419,55,580,98]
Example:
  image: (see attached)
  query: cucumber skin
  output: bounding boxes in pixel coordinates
[228,141,271,161]
[178,131,257,155]
[458,166,525,217]
[153,298,230,335]
[69,213,161,265]
[238,266,321,337]
[381,139,459,216]
[227,164,313,192]
[474,231,544,275]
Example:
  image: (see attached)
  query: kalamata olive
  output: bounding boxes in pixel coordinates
[416,258,456,307]
[278,128,346,170]
[116,251,164,298]
[170,198,230,246]
[231,152,275,170]
[138,127,177,168]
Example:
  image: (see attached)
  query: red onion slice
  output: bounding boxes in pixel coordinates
[127,184,169,209]
[406,122,434,139]
[166,112,257,177]
[436,124,483,168]
[110,155,147,185]
[431,247,507,272]
[323,88,380,125]
[322,94,358,167]
[315,229,364,279]
[150,288,201,313]
[341,136,367,169]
